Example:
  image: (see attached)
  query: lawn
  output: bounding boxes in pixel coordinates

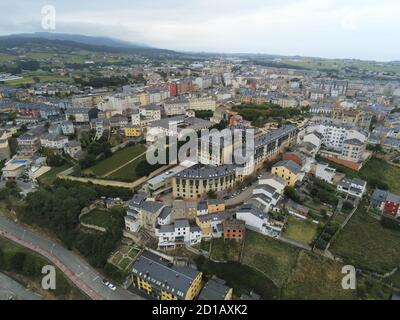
[283,216,319,244]
[210,238,243,262]
[282,251,390,300]
[80,209,113,229]
[194,257,280,300]
[80,206,125,230]
[84,144,146,178]
[359,157,400,194]
[37,164,71,186]
[241,230,300,287]
[107,154,146,182]
[330,202,400,274]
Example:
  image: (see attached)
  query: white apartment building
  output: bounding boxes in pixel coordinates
[188,98,216,111]
[308,123,366,151]
[163,99,189,116]
[61,121,74,135]
[40,134,69,150]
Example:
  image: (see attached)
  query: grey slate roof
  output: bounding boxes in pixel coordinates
[159,207,172,220]
[174,164,237,179]
[273,159,301,174]
[131,250,201,298]
[142,201,164,214]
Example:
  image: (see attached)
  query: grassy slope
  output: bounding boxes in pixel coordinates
[330,203,400,274]
[241,230,300,287]
[84,144,145,177]
[283,217,318,244]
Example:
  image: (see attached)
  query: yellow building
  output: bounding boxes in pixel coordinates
[131,250,203,300]
[271,160,302,187]
[196,216,212,238]
[139,92,150,106]
[124,125,142,137]
[207,199,225,214]
[172,165,239,200]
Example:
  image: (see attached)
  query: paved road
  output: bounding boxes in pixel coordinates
[0,272,42,300]
[0,216,143,300]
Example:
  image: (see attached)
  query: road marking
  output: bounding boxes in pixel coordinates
[93,276,99,282]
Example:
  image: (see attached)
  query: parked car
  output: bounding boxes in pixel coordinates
[102,279,110,286]
[108,283,117,291]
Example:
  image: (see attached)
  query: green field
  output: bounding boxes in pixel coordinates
[80,209,113,229]
[282,251,390,300]
[210,238,243,262]
[284,217,319,244]
[84,144,146,178]
[107,154,146,182]
[359,158,400,194]
[278,58,400,74]
[37,164,71,186]
[330,202,400,274]
[241,230,300,287]
[80,206,125,230]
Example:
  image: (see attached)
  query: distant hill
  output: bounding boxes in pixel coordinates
[1,32,151,49]
[0,33,176,57]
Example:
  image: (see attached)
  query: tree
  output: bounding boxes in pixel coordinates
[9,252,26,273]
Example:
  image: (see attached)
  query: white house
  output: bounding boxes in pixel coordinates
[157,219,201,249]
[40,134,69,150]
[258,175,287,194]
[315,163,336,184]
[337,178,367,198]
[236,203,282,238]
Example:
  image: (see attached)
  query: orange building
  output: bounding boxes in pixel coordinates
[223,219,245,241]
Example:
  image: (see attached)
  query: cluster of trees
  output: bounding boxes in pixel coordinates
[314,220,341,250]
[79,135,111,169]
[41,148,65,167]
[17,60,40,71]
[284,186,303,204]
[0,181,22,210]
[232,103,305,128]
[195,110,214,119]
[18,182,124,268]
[310,178,338,206]
[74,76,130,88]
[135,159,162,178]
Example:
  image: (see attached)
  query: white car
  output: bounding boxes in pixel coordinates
[108,283,117,291]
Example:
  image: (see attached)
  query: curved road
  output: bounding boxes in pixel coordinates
[0,216,143,300]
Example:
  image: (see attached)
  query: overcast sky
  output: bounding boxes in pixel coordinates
[0,0,399,61]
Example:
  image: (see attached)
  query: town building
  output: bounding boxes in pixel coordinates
[271,160,302,187]
[131,250,203,300]
[223,219,246,241]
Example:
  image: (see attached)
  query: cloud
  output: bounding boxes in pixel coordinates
[0,0,399,61]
